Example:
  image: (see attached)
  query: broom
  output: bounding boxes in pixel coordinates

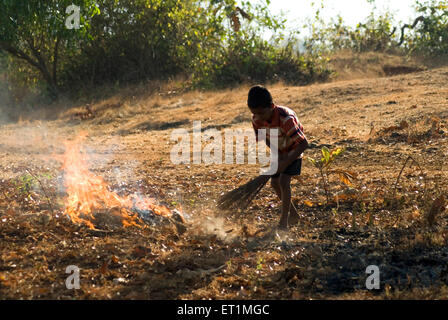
[218,175,271,210]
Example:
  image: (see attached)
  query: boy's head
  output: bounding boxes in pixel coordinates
[247,85,274,121]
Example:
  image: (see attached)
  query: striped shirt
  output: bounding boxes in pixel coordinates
[252,105,307,155]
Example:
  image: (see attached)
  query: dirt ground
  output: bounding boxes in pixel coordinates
[1,64,448,299]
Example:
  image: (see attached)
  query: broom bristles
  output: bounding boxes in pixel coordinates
[218,175,270,210]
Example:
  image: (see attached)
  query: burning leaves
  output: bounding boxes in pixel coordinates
[59,133,181,230]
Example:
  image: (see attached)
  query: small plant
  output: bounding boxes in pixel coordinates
[387,155,428,225]
[14,174,36,197]
[308,147,355,204]
[256,257,264,271]
[13,170,54,212]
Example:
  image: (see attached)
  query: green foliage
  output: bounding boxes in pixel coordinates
[13,172,53,198]
[14,174,36,197]
[0,0,331,99]
[61,0,195,89]
[305,11,399,54]
[308,146,343,170]
[0,0,100,96]
[407,0,448,56]
[346,12,398,52]
[304,0,448,58]
[256,257,264,270]
[193,34,331,88]
[184,0,331,88]
[8,0,447,98]
[308,147,355,205]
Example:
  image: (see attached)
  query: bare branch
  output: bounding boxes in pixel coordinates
[398,16,425,46]
[0,41,41,69]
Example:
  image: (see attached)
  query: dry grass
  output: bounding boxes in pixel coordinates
[329,50,426,81]
[1,58,448,300]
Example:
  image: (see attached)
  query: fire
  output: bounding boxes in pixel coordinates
[60,132,175,229]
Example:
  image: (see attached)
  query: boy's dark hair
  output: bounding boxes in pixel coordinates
[247,85,273,109]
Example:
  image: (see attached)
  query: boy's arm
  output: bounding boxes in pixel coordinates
[252,121,259,143]
[253,121,271,147]
[275,138,309,175]
[274,114,308,175]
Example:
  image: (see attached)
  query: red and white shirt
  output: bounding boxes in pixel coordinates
[252,105,307,155]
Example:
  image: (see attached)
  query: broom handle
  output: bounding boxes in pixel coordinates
[290,201,298,212]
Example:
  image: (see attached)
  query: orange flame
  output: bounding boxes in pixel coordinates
[60,133,174,229]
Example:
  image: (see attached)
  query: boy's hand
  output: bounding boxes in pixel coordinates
[274,139,309,175]
[276,156,290,175]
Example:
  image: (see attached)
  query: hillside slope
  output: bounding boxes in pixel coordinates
[0,66,447,299]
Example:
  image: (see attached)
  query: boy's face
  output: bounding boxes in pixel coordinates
[249,105,274,122]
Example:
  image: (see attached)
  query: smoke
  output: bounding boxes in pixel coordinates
[192,213,238,242]
[0,76,13,125]
[0,71,47,125]
[0,120,61,178]
[83,138,143,192]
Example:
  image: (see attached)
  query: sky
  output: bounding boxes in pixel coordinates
[261,0,419,35]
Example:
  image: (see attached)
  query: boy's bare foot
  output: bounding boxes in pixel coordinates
[288,212,300,226]
[278,217,289,230]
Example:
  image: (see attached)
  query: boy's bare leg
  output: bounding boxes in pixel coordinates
[271,177,299,215]
[271,176,300,226]
[271,177,282,199]
[278,174,292,229]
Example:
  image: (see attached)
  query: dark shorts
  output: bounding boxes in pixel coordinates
[272,158,302,178]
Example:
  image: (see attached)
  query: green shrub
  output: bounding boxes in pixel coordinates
[407,0,448,56]
[195,35,331,88]
[188,1,332,88]
[0,0,332,98]
[305,12,400,54]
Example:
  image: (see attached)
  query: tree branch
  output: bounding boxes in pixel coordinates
[0,41,41,70]
[25,37,58,94]
[398,16,425,46]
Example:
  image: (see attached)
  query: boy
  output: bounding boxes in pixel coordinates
[248,85,309,230]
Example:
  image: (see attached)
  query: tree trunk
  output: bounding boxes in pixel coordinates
[26,38,59,97]
[0,41,59,98]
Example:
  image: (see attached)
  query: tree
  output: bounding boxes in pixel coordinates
[0,0,99,97]
[406,0,448,55]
